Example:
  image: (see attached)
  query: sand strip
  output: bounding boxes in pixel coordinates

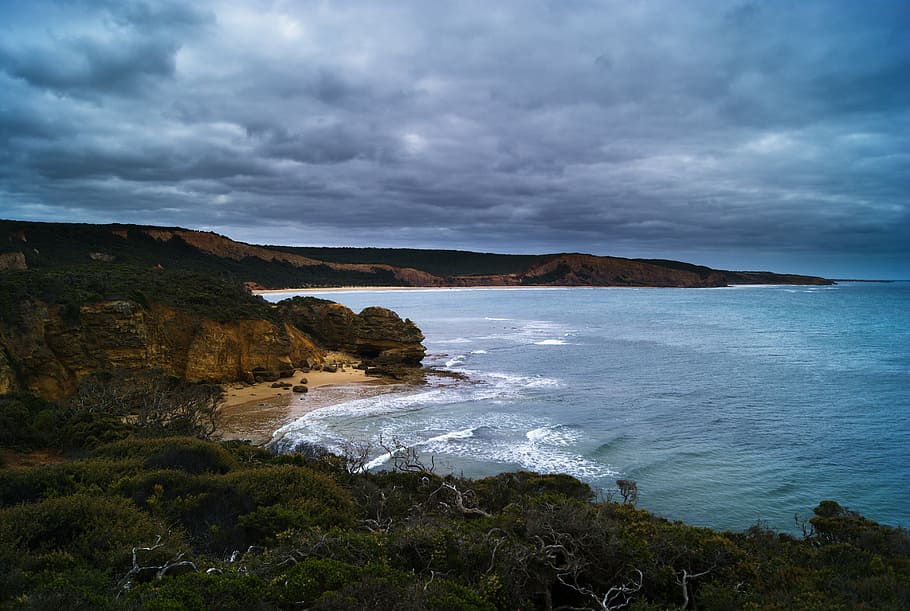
[217,367,397,445]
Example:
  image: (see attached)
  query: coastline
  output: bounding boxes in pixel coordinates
[254,283,837,296]
[217,367,400,446]
[253,286,569,294]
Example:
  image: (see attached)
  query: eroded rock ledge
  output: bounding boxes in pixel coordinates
[0,291,425,402]
[276,296,426,380]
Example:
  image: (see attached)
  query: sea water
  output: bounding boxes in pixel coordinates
[264,283,909,533]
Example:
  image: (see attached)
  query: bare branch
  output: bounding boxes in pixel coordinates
[378,434,435,474]
[674,564,715,609]
[118,535,197,597]
[427,481,491,518]
[338,439,372,474]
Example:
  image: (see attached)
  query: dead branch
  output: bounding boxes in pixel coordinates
[118,535,197,596]
[378,434,435,474]
[556,568,643,611]
[427,481,491,518]
[675,565,714,609]
[338,439,372,474]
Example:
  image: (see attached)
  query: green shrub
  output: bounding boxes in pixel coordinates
[0,494,187,605]
[276,557,361,605]
[126,572,269,611]
[309,564,494,611]
[471,471,594,511]
[58,410,134,451]
[142,440,238,475]
[0,458,142,507]
[94,437,237,474]
[224,464,354,517]
[0,393,61,450]
[0,494,184,572]
[6,565,112,611]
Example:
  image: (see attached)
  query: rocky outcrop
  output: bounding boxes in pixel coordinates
[0,287,426,401]
[277,297,426,367]
[354,307,426,365]
[0,299,325,401]
[0,252,27,271]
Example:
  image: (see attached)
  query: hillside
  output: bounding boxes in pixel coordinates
[1,433,907,609]
[1,219,833,288]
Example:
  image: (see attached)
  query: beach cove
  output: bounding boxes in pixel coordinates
[218,364,409,446]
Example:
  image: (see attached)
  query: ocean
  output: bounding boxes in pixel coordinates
[264,282,909,533]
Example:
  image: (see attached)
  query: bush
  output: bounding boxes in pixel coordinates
[276,558,361,605]
[471,471,594,512]
[0,494,187,605]
[224,465,354,516]
[94,437,238,474]
[58,410,133,451]
[0,458,142,507]
[3,564,113,611]
[126,572,269,610]
[0,494,184,572]
[0,393,61,450]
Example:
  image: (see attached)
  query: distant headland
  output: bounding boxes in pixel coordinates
[0,219,833,289]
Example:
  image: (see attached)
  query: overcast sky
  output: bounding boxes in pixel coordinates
[1,1,907,278]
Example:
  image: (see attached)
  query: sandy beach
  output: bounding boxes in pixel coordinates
[217,366,398,445]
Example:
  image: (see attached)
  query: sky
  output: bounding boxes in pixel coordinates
[0,1,907,279]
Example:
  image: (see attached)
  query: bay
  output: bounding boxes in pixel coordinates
[264,283,909,533]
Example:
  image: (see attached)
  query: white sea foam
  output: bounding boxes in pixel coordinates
[363,417,615,481]
[471,349,488,354]
[526,425,576,446]
[534,339,567,345]
[429,427,476,442]
[445,354,467,367]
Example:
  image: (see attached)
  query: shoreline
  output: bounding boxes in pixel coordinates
[217,367,400,446]
[254,283,837,296]
[254,285,571,294]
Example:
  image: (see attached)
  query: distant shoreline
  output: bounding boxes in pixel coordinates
[254,283,843,295]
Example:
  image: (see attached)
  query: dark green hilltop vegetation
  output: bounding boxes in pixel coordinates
[267,245,544,277]
[1,219,834,288]
[0,220,400,288]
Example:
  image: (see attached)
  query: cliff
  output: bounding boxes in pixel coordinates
[0,269,425,402]
[276,297,426,369]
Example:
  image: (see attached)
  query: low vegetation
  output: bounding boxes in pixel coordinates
[269,246,544,277]
[0,265,277,325]
[1,390,908,609]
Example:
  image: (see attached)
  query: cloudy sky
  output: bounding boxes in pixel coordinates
[1,1,907,278]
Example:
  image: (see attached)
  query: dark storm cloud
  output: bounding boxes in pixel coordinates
[0,0,907,277]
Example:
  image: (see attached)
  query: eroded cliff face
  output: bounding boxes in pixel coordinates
[277,297,426,367]
[0,300,325,401]
[0,252,27,271]
[0,292,426,401]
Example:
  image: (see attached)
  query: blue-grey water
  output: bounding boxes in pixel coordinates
[265,283,909,533]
